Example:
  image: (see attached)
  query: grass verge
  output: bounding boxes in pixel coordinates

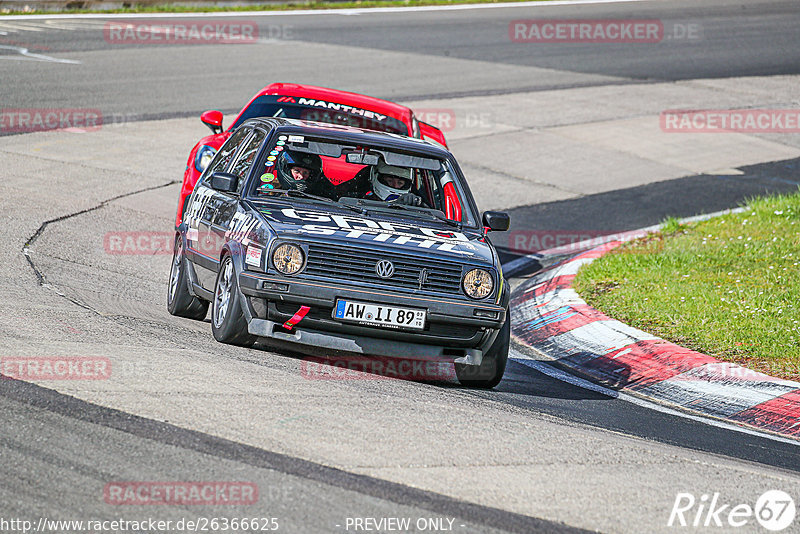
[574,191,800,381]
[0,0,548,16]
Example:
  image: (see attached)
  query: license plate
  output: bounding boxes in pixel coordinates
[333,299,426,331]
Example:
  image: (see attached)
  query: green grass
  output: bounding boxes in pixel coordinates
[574,191,800,380]
[0,0,550,16]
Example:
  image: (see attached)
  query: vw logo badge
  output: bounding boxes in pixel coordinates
[375,259,395,279]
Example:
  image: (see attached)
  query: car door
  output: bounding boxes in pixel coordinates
[206,127,267,275]
[187,127,251,289]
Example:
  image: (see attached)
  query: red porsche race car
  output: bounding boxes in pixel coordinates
[175,83,449,227]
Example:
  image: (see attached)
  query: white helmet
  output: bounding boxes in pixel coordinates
[370,161,413,201]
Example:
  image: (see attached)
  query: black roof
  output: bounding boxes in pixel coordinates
[240,117,452,159]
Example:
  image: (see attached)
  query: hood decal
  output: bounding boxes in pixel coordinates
[261,207,480,256]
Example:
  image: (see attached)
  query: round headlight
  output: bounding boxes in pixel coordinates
[462,269,494,299]
[195,145,217,173]
[272,244,305,275]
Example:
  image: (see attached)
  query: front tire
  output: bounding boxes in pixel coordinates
[211,255,256,347]
[167,235,209,320]
[456,314,510,389]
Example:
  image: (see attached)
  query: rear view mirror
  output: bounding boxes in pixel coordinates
[482,211,510,232]
[346,153,379,165]
[210,172,238,193]
[201,110,223,134]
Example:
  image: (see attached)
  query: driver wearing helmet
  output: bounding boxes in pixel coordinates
[364,161,424,206]
[258,149,334,198]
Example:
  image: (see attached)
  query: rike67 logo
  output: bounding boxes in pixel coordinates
[669,490,796,531]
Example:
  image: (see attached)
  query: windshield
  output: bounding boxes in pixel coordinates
[231,94,410,135]
[247,132,476,226]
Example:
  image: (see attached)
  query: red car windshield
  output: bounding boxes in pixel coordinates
[232,95,410,135]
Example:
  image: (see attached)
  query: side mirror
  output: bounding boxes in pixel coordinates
[200,110,223,134]
[482,211,510,232]
[210,172,238,193]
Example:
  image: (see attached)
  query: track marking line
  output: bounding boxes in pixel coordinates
[0,44,80,63]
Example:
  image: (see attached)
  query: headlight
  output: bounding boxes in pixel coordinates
[462,269,493,299]
[272,244,305,275]
[194,145,217,173]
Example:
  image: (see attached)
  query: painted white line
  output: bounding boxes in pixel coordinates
[0,0,650,21]
[0,19,108,32]
[511,349,800,446]
[504,207,748,275]
[0,21,48,31]
[0,45,80,63]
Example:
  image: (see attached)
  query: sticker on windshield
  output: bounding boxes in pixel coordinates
[278,135,287,141]
[288,135,305,143]
[260,173,276,182]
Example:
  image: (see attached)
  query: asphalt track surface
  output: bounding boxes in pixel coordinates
[2,0,800,114]
[2,0,800,532]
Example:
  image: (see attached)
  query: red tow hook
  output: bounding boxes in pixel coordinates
[283,306,311,330]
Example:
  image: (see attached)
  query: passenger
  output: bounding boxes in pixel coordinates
[341,161,424,206]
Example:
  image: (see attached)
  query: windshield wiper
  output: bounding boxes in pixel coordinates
[380,203,462,229]
[286,189,334,203]
[285,190,366,215]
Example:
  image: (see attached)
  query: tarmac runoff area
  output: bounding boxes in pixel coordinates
[2,75,800,532]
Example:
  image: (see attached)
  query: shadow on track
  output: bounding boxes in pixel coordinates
[493,157,800,265]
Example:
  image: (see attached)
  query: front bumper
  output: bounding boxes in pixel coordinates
[238,272,507,365]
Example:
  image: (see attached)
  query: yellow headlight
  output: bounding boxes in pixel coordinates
[272,243,305,275]
[463,269,493,299]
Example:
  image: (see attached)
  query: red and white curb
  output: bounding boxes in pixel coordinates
[509,241,800,440]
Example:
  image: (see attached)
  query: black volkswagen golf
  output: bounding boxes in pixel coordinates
[168,118,511,388]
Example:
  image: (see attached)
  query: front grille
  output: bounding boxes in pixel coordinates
[304,242,463,295]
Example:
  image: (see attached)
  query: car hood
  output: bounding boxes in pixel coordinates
[248,199,495,265]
